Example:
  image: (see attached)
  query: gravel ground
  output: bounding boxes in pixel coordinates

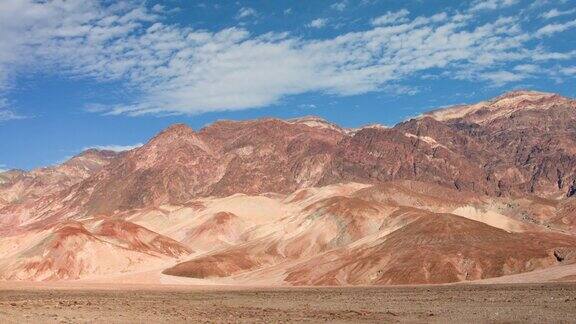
[1,283,576,323]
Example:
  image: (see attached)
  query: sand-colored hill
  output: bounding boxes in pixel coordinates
[1,91,576,286]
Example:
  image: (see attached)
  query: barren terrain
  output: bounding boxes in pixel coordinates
[2,91,576,322]
[2,91,576,286]
[1,283,576,323]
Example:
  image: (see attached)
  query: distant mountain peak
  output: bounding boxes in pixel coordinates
[72,148,120,159]
[495,89,558,98]
[288,115,329,123]
[489,90,561,106]
[288,115,343,131]
[345,123,388,135]
[423,90,573,123]
[156,123,195,137]
[496,89,555,97]
[147,123,198,147]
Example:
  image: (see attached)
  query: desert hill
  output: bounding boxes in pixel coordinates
[1,90,576,285]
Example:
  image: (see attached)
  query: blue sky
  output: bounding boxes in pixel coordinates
[0,0,575,171]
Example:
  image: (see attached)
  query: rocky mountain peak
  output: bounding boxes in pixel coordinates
[494,89,555,99]
[150,123,196,142]
[287,116,343,132]
[423,90,574,123]
[489,90,565,108]
[143,123,210,154]
[153,123,195,140]
[68,148,119,162]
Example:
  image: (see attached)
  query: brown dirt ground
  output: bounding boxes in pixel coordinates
[0,283,576,323]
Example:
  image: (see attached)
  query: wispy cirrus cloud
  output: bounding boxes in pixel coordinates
[541,8,576,20]
[0,98,25,122]
[331,1,347,12]
[371,9,410,26]
[306,18,328,28]
[535,19,576,37]
[236,7,257,19]
[0,0,574,118]
[479,71,527,86]
[559,66,576,75]
[469,0,518,12]
[0,110,24,122]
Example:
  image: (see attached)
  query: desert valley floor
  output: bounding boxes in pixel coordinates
[1,283,576,323]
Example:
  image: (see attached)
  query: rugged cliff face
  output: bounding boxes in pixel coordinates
[421,91,576,198]
[1,90,576,285]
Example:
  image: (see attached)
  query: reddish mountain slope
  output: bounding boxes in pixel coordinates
[94,219,192,257]
[418,91,576,197]
[2,90,576,285]
[181,211,249,250]
[284,213,576,285]
[62,119,344,215]
[76,125,220,215]
[9,90,573,220]
[196,118,343,195]
[0,149,118,205]
[163,195,395,279]
[0,222,171,281]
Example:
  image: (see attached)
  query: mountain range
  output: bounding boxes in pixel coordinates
[1,90,576,285]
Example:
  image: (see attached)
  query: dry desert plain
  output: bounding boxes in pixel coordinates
[1,282,576,323]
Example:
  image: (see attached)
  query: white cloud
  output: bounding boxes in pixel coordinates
[469,0,518,12]
[371,9,410,26]
[84,143,143,152]
[307,18,328,28]
[0,164,7,173]
[528,0,550,10]
[236,7,257,19]
[535,19,576,37]
[480,71,527,86]
[541,8,576,20]
[331,2,347,11]
[0,110,24,121]
[532,50,576,61]
[0,0,573,117]
[559,66,576,75]
[513,64,539,73]
[0,98,25,121]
